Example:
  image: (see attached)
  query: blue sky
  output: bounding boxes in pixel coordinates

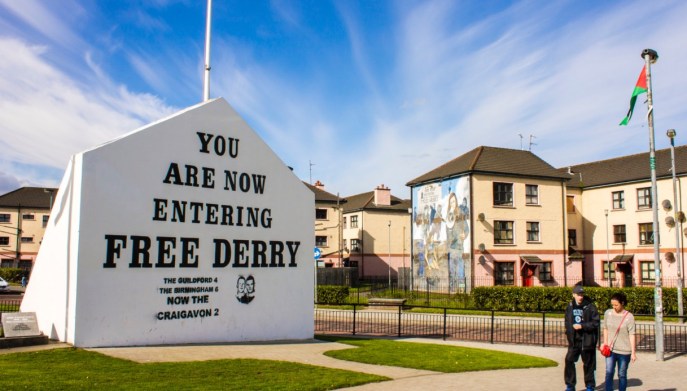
[1,0,687,197]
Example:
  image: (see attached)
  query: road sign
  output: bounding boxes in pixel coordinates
[314,247,322,260]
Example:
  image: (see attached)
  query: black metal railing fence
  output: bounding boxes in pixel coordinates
[315,305,687,353]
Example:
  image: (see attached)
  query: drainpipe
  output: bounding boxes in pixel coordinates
[15,204,21,265]
[360,212,365,279]
[561,181,568,287]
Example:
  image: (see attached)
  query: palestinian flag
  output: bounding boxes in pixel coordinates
[619,66,647,126]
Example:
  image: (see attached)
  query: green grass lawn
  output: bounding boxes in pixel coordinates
[317,336,558,372]
[0,335,558,389]
[0,347,388,390]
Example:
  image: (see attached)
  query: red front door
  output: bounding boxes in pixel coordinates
[522,265,536,286]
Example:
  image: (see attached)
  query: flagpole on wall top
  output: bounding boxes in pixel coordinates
[203,0,213,102]
[643,48,665,361]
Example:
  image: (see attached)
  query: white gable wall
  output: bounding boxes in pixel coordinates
[22,99,314,347]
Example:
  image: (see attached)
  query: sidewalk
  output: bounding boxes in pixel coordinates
[90,337,686,390]
[3,337,684,390]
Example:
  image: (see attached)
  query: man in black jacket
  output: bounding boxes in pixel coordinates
[564,285,600,391]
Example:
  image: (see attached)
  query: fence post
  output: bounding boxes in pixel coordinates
[542,312,546,347]
[398,305,402,337]
[443,308,447,341]
[353,304,357,335]
[490,310,495,344]
[426,281,430,305]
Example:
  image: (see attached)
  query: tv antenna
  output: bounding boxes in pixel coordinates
[309,160,315,184]
[518,134,537,151]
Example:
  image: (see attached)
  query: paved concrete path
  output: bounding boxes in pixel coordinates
[3,338,684,390]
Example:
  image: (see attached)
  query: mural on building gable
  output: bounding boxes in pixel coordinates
[412,176,471,292]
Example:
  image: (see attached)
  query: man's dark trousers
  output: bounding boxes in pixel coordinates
[564,342,596,388]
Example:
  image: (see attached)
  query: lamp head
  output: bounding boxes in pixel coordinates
[667,129,677,139]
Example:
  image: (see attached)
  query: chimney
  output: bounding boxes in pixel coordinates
[314,180,325,190]
[374,184,391,206]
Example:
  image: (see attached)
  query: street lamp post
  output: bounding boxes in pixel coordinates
[388,221,392,289]
[605,209,612,287]
[667,129,684,323]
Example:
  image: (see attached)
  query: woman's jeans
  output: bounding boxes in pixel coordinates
[605,352,631,391]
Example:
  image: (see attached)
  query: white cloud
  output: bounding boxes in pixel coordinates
[325,0,687,196]
[2,0,687,201]
[0,0,86,49]
[0,37,175,189]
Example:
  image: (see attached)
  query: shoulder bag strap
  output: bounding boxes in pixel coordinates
[609,311,630,349]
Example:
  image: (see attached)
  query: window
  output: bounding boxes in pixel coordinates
[539,262,552,282]
[315,208,327,220]
[18,260,32,270]
[494,221,514,244]
[639,223,654,245]
[0,214,10,223]
[0,237,9,245]
[568,229,577,246]
[566,196,576,213]
[613,225,626,243]
[350,215,358,228]
[22,213,35,220]
[493,182,513,206]
[602,261,617,280]
[494,262,515,285]
[637,187,651,209]
[1,259,12,268]
[315,235,328,247]
[20,237,34,243]
[350,239,361,252]
[525,185,539,205]
[343,217,347,229]
[640,261,655,283]
[343,239,347,249]
[612,191,625,209]
[526,222,540,242]
[43,215,49,227]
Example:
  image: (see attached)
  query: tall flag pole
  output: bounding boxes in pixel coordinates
[203,0,213,102]
[640,48,665,361]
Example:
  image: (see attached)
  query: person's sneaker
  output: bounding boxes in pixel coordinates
[565,387,574,391]
[586,387,594,391]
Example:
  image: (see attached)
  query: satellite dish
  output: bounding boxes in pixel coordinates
[665,252,675,263]
[478,213,485,222]
[665,216,676,228]
[662,199,673,211]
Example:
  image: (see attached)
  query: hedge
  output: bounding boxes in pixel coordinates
[316,285,350,305]
[472,286,684,315]
[0,268,25,283]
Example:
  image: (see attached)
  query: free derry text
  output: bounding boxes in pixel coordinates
[101,131,302,270]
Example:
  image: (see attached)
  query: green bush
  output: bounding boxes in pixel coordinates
[0,268,25,283]
[317,285,350,304]
[472,286,683,315]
